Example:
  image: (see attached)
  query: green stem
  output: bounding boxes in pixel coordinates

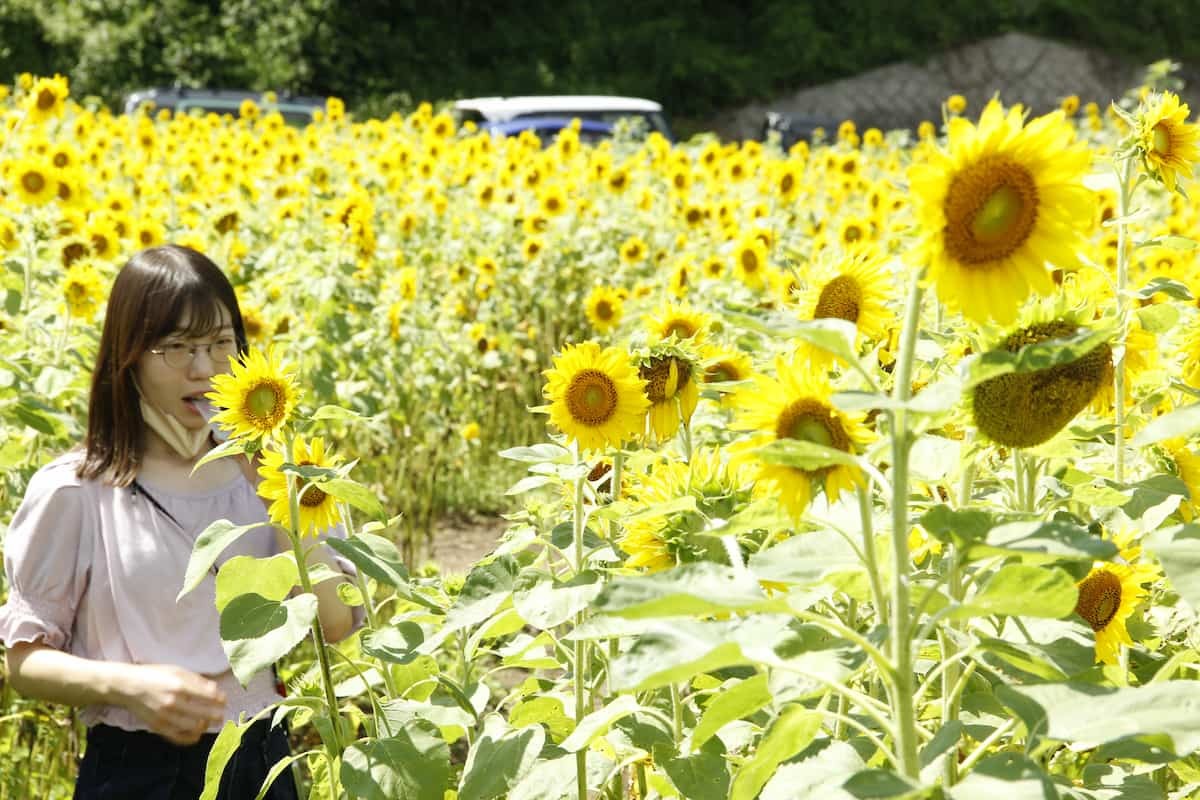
[573,444,589,800]
[606,450,624,701]
[940,451,974,785]
[1114,156,1134,484]
[286,435,343,757]
[670,683,684,742]
[1012,448,1027,512]
[339,502,398,699]
[887,270,925,778]
[857,485,887,623]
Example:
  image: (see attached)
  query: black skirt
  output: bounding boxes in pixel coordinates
[73,718,299,800]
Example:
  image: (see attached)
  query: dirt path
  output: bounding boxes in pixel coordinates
[427,513,509,574]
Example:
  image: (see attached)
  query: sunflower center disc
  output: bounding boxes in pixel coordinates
[740,250,760,274]
[246,385,280,421]
[565,369,619,426]
[665,321,695,339]
[943,156,1039,267]
[1075,569,1122,631]
[295,460,328,507]
[22,172,45,193]
[595,301,613,321]
[36,89,56,110]
[775,398,849,474]
[640,356,691,403]
[814,275,863,323]
[1152,122,1172,155]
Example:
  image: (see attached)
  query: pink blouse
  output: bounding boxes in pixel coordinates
[0,451,357,733]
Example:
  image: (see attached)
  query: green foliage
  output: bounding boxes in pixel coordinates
[5,0,1200,120]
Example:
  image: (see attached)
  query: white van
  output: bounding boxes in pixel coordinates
[452,95,672,141]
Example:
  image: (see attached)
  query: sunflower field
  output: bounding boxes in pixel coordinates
[7,67,1200,799]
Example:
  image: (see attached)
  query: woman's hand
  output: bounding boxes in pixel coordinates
[119,663,227,746]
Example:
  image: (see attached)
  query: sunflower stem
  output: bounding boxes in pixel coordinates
[1114,155,1135,484]
[285,433,344,759]
[572,442,589,800]
[606,449,624,702]
[887,269,925,779]
[857,485,887,623]
[942,445,975,785]
[339,501,398,700]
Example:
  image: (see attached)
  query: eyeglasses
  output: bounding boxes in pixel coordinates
[148,336,239,369]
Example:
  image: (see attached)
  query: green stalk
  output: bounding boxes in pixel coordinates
[573,445,589,800]
[887,271,925,778]
[1114,155,1134,484]
[857,486,887,623]
[941,450,974,785]
[339,502,398,699]
[286,434,344,759]
[606,450,625,699]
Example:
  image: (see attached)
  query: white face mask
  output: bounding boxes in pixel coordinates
[134,379,211,460]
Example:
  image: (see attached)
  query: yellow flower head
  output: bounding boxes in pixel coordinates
[584,286,624,334]
[646,301,709,345]
[207,347,300,443]
[61,261,104,321]
[1136,91,1200,192]
[257,435,342,538]
[797,249,893,365]
[909,98,1093,323]
[543,342,648,452]
[25,74,69,123]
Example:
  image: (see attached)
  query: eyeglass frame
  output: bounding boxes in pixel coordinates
[146,335,241,369]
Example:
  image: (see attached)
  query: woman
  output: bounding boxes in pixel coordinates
[0,245,356,799]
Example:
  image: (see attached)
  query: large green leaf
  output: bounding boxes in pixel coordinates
[1002,681,1200,755]
[610,617,779,692]
[513,570,603,629]
[510,696,575,743]
[760,740,862,800]
[754,438,862,472]
[966,520,1117,564]
[947,753,1059,800]
[178,519,265,600]
[361,621,425,663]
[1133,402,1200,446]
[316,477,385,522]
[691,672,771,751]
[378,698,473,743]
[459,715,545,800]
[593,563,776,619]
[1145,524,1200,611]
[340,720,451,800]
[199,720,249,800]
[324,533,410,590]
[664,738,730,800]
[220,593,317,686]
[214,553,299,613]
[560,695,642,752]
[508,753,614,800]
[749,530,863,588]
[951,565,1078,620]
[730,705,822,800]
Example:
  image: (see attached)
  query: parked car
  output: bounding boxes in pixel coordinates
[453,95,672,141]
[481,116,616,144]
[762,110,842,148]
[122,87,327,126]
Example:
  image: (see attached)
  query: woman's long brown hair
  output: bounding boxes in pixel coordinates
[78,245,247,486]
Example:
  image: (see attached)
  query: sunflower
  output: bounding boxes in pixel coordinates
[10,158,56,205]
[25,74,69,123]
[620,448,757,572]
[619,235,648,264]
[584,286,624,334]
[1180,325,1200,389]
[1136,91,1200,193]
[733,236,769,289]
[971,320,1110,448]
[637,347,701,442]
[796,250,893,364]
[701,345,754,405]
[1164,438,1200,522]
[207,347,299,443]
[909,98,1093,323]
[543,342,648,452]
[1075,531,1159,665]
[730,357,872,520]
[646,301,709,345]
[61,261,103,321]
[257,435,342,538]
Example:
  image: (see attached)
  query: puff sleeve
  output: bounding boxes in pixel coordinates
[0,463,90,651]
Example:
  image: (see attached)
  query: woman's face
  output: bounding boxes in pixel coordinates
[136,305,235,428]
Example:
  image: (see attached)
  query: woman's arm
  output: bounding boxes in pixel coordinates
[5,641,227,745]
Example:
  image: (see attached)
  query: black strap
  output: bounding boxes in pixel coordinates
[130,480,218,576]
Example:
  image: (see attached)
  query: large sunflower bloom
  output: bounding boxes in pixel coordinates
[730,358,872,520]
[1136,91,1200,193]
[543,342,648,452]
[25,74,69,123]
[207,347,299,443]
[1075,531,1158,666]
[909,98,1093,323]
[257,435,342,537]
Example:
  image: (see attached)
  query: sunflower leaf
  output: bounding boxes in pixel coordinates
[1134,276,1193,301]
[754,438,861,471]
[318,477,385,522]
[178,519,266,600]
[1133,402,1200,446]
[951,565,1078,620]
[1144,524,1200,611]
[312,404,363,422]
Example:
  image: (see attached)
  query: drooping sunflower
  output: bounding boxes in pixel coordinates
[730,357,872,520]
[584,286,624,334]
[620,448,757,573]
[638,346,701,442]
[1136,91,1200,193]
[909,98,1093,323]
[257,435,342,538]
[796,250,893,364]
[207,347,300,443]
[646,301,710,345]
[971,319,1110,448]
[543,342,648,452]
